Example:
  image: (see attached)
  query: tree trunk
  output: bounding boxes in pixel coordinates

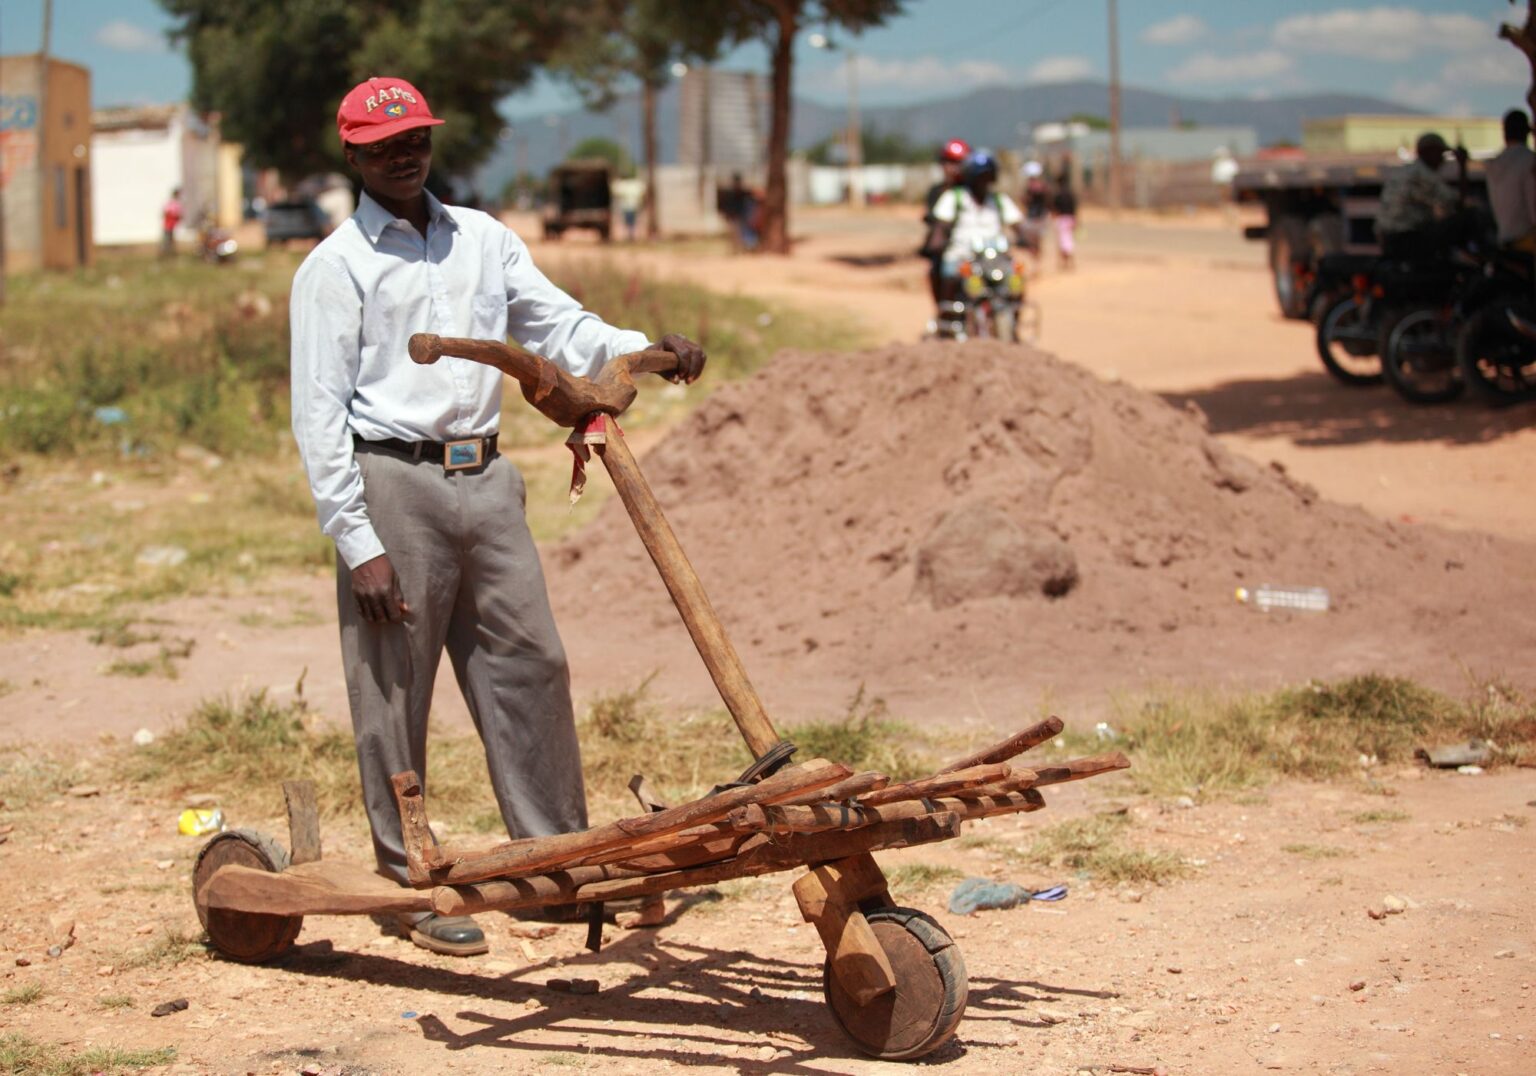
[761,1,798,255]
[643,79,660,238]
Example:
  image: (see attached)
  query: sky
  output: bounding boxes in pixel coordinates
[0,1,1525,120]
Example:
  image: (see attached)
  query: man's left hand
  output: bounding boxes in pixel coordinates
[659,333,706,384]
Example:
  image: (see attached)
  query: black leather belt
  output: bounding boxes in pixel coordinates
[354,433,498,470]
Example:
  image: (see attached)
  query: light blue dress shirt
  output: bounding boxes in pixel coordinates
[290,192,650,569]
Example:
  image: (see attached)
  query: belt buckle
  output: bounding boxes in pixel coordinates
[443,438,484,473]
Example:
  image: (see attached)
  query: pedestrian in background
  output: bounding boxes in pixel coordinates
[1051,178,1078,271]
[161,187,183,257]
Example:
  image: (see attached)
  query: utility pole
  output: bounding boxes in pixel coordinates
[1107,0,1123,216]
[0,18,8,306]
[846,48,862,210]
[38,0,52,256]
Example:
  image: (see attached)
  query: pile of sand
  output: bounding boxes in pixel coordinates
[546,342,1536,721]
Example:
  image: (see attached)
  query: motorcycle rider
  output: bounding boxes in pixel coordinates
[922,138,970,306]
[922,150,1033,333]
[1376,132,1468,260]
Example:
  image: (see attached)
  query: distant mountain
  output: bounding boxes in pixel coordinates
[471,79,1414,198]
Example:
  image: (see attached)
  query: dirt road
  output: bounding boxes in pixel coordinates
[2,754,1530,1073]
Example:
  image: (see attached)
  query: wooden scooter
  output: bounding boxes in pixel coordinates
[192,334,1128,1060]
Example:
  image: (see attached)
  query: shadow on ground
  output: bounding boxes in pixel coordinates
[268,924,1099,1071]
[1165,370,1534,448]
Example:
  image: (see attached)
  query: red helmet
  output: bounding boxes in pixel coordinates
[938,138,971,164]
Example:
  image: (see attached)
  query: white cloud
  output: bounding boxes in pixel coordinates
[1141,15,1208,47]
[1440,48,1527,89]
[1273,6,1490,62]
[94,20,166,53]
[1026,55,1094,83]
[832,55,1017,93]
[1166,49,1293,86]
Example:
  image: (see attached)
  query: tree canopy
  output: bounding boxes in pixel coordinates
[160,0,582,182]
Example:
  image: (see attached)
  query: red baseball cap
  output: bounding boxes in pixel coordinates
[938,138,971,163]
[336,76,444,146]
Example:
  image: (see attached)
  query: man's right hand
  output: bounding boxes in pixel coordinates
[352,553,411,624]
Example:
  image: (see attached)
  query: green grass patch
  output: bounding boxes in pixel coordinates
[96,994,135,1011]
[0,252,864,632]
[1280,843,1351,860]
[1352,809,1410,824]
[1023,813,1188,886]
[1100,675,1536,800]
[0,1032,175,1075]
[116,928,207,971]
[885,863,964,898]
[103,650,180,679]
[0,750,83,810]
[88,622,163,648]
[786,687,934,783]
[2,983,44,1006]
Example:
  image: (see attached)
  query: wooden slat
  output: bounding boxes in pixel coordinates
[200,860,433,917]
[421,758,849,887]
[779,771,889,806]
[282,780,322,866]
[431,812,962,917]
[1030,752,1131,786]
[855,763,1011,807]
[939,716,1064,773]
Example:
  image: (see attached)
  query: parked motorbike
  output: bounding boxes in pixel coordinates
[1454,252,1536,406]
[1314,251,1456,386]
[1376,249,1503,405]
[934,236,1039,343]
[199,217,238,264]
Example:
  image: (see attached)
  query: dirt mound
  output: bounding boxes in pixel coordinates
[547,342,1536,722]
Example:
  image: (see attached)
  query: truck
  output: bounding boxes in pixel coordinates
[1233,154,1488,320]
[542,159,613,242]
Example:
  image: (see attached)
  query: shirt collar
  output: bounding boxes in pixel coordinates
[355,190,457,244]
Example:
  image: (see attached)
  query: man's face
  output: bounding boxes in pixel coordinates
[942,159,964,184]
[346,127,432,202]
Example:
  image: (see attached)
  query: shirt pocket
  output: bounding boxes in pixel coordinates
[471,293,508,342]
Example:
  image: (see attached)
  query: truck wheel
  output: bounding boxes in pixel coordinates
[1270,217,1310,320]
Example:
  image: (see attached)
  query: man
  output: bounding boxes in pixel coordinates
[922,150,1033,332]
[611,173,645,241]
[922,139,970,305]
[1485,109,1536,250]
[290,77,705,956]
[161,188,183,257]
[1376,132,1464,259]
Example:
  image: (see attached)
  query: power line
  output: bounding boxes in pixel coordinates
[920,0,1079,60]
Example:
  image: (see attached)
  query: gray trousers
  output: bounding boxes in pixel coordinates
[338,445,588,886]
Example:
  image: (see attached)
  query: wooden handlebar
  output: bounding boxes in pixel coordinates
[408,333,678,428]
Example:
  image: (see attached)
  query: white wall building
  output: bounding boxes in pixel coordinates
[91,104,240,246]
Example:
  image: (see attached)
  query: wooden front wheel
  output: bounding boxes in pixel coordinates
[192,829,303,963]
[823,907,968,1060]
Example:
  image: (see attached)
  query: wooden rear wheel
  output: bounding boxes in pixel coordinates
[823,906,967,1060]
[192,829,303,963]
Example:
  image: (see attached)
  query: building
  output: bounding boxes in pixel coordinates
[1302,114,1501,158]
[1,53,93,272]
[91,104,242,248]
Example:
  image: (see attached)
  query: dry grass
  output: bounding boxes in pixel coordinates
[1022,813,1189,886]
[1280,843,1351,860]
[1097,675,1536,802]
[0,1033,174,1075]
[2,983,44,1006]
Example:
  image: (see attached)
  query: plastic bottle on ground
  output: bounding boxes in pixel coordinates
[1235,585,1330,613]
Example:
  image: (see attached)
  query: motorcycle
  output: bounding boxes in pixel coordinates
[1313,254,1462,389]
[1377,248,1503,405]
[934,236,1039,343]
[199,217,238,264]
[1454,252,1536,406]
